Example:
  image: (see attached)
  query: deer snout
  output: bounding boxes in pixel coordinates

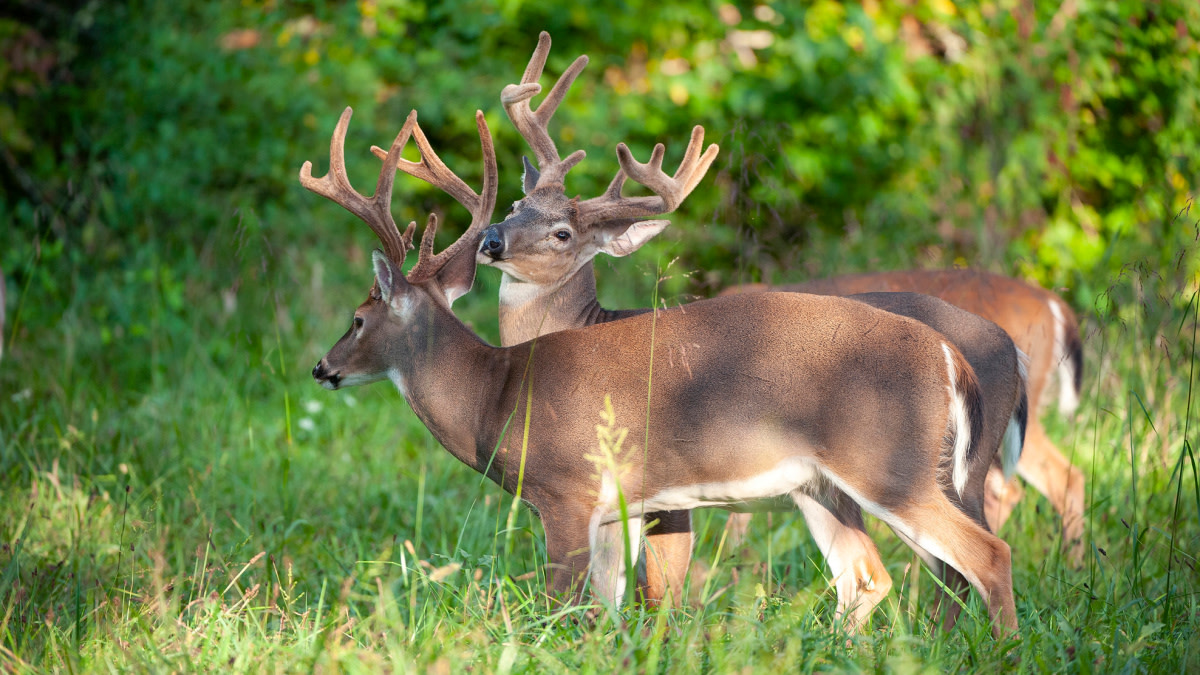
[479,226,506,260]
[312,360,341,390]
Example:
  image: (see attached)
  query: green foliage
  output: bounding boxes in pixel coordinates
[1,0,1199,671]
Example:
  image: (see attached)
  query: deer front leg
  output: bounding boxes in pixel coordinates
[1016,420,1086,564]
[590,515,644,606]
[540,507,597,605]
[792,490,892,632]
[642,510,692,607]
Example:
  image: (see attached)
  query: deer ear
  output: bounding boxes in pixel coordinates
[598,219,671,258]
[372,250,405,304]
[521,156,540,195]
[433,244,479,306]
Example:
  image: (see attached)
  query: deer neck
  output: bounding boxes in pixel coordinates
[388,299,514,481]
[497,264,609,345]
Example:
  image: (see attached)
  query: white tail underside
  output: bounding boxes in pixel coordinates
[942,343,972,496]
[1048,299,1080,414]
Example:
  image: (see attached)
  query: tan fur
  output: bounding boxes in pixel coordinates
[303,71,1018,636]
[475,34,1028,631]
[316,284,1018,636]
[737,269,1085,562]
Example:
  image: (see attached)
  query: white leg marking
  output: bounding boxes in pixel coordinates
[942,343,971,496]
[792,492,882,625]
[588,515,642,606]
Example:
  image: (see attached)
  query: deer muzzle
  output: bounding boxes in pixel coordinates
[479,226,506,260]
[312,360,341,390]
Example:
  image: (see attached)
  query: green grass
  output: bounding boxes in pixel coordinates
[1,223,1198,673]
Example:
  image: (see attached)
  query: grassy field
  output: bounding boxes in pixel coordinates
[1,208,1198,673]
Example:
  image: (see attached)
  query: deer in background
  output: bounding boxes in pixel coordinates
[305,105,1019,635]
[724,271,1085,562]
[447,32,1028,630]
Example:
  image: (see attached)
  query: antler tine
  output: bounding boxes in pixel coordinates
[372,113,475,213]
[502,31,589,187]
[576,125,719,225]
[401,110,499,283]
[300,107,414,266]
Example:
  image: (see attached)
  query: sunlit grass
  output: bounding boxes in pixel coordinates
[1,224,1198,672]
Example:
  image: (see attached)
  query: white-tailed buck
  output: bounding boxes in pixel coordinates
[305,105,1018,635]
[472,33,1028,628]
[725,270,1085,562]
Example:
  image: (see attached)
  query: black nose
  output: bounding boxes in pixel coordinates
[313,361,341,388]
[480,227,505,259]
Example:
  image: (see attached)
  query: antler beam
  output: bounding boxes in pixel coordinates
[299,107,415,266]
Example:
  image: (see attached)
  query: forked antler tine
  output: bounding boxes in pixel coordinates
[617,126,718,208]
[299,107,414,266]
[402,110,499,283]
[578,125,719,223]
[503,31,589,185]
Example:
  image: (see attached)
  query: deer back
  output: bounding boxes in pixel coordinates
[748,269,1080,415]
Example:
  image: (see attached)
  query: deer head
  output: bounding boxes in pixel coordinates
[476,31,719,292]
[305,107,497,390]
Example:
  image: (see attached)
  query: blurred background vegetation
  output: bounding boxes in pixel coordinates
[3,0,1198,344]
[1,1,1198,668]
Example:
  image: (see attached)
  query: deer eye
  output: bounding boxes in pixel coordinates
[353,316,364,330]
[554,230,571,241]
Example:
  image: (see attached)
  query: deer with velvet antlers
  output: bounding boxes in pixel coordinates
[304,98,1018,635]
[469,32,1028,629]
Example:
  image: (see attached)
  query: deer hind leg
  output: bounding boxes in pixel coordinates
[876,496,1017,637]
[641,510,692,607]
[891,529,972,631]
[589,515,644,607]
[1016,419,1086,563]
[792,490,893,632]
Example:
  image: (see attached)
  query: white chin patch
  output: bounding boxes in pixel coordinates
[319,379,338,391]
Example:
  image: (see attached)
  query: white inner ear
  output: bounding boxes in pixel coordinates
[600,220,671,258]
[442,284,467,308]
[371,250,394,303]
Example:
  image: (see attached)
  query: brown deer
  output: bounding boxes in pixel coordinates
[724,271,1085,562]
[304,105,1019,635]
[470,32,1028,628]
